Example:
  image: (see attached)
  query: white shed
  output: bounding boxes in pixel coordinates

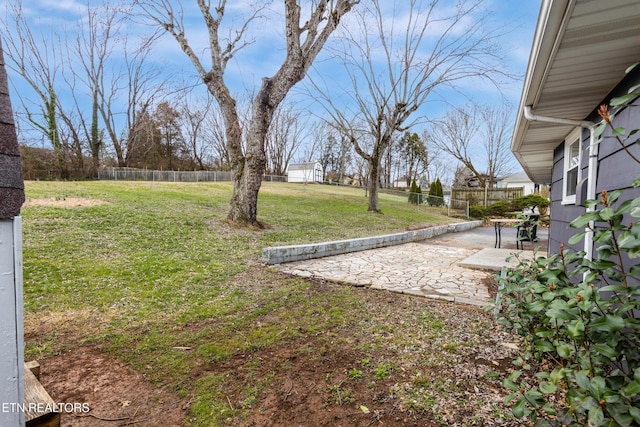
[287,162,323,183]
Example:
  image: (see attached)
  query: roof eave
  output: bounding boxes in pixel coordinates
[511,0,573,184]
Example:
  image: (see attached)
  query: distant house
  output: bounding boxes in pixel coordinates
[287,162,323,183]
[511,0,640,262]
[453,166,497,188]
[498,172,537,195]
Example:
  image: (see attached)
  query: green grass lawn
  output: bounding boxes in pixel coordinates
[22,180,450,312]
[20,181,513,426]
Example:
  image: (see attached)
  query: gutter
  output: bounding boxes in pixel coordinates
[522,106,598,262]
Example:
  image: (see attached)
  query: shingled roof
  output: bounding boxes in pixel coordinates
[0,39,24,219]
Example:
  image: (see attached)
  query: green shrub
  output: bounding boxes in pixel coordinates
[469,205,486,218]
[495,188,640,426]
[491,86,640,426]
[511,194,550,214]
[487,200,511,216]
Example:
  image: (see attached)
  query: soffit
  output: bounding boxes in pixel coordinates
[511,0,640,184]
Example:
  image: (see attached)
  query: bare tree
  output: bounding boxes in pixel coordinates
[203,102,231,170]
[68,3,125,174]
[71,2,165,168]
[428,105,483,185]
[104,33,165,168]
[136,0,358,226]
[422,134,452,187]
[3,1,165,177]
[428,103,515,188]
[302,119,327,164]
[481,105,516,184]
[265,102,307,176]
[56,109,86,175]
[304,122,352,182]
[179,95,214,170]
[311,0,507,212]
[1,2,69,177]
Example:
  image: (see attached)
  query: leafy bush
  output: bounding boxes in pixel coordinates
[492,81,640,426]
[487,200,511,216]
[496,188,640,426]
[511,194,550,214]
[469,205,486,218]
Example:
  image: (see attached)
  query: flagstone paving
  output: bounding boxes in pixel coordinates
[273,242,493,307]
[272,226,549,308]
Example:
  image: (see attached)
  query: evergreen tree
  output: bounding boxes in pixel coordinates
[408,179,421,205]
[428,178,444,207]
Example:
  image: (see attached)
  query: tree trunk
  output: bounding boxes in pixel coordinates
[137,0,358,225]
[367,154,381,213]
[226,80,272,226]
[107,123,126,167]
[227,151,265,226]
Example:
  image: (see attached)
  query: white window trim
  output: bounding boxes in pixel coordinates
[562,128,582,205]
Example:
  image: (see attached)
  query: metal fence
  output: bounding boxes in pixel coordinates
[98,167,286,183]
[377,187,468,217]
[410,192,469,218]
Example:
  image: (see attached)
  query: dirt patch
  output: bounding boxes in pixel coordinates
[24,197,107,208]
[483,275,500,300]
[37,346,186,427]
[404,223,438,231]
[215,339,441,427]
[27,267,522,427]
[24,309,115,337]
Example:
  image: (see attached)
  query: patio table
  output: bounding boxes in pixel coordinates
[489,218,521,248]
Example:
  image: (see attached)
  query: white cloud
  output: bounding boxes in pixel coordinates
[32,0,85,14]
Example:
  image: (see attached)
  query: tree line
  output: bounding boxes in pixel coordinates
[4,0,517,224]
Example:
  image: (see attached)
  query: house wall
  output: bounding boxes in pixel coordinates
[504,181,536,195]
[0,40,25,427]
[0,219,25,426]
[549,68,640,261]
[549,137,588,255]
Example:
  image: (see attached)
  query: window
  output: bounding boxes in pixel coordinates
[562,128,582,204]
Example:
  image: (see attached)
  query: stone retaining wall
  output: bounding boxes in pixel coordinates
[262,220,483,265]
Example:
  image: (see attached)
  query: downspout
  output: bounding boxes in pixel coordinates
[523,106,598,261]
[584,126,599,262]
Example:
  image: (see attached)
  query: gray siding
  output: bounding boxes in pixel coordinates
[549,131,589,255]
[549,69,640,277]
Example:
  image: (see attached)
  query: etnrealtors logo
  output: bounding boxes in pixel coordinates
[2,402,90,414]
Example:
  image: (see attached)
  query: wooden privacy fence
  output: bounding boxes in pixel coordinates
[451,187,524,207]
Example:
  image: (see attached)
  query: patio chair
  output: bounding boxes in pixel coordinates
[516,214,539,250]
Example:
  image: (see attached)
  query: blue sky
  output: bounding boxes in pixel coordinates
[2,0,542,174]
[3,0,542,100]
